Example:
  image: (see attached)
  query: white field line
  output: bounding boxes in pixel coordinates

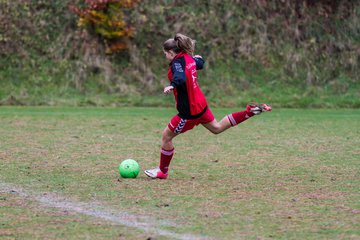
[0,182,213,240]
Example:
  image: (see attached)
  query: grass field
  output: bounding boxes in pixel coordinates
[0,107,359,240]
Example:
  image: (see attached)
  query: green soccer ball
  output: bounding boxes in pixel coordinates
[119,159,140,178]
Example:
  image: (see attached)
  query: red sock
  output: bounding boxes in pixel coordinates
[159,148,174,174]
[227,110,254,126]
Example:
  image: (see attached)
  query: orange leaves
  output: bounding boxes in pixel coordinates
[70,0,137,54]
[105,41,127,54]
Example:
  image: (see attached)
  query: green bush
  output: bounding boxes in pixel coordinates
[0,0,359,107]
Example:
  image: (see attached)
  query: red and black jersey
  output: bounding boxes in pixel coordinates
[167,51,208,119]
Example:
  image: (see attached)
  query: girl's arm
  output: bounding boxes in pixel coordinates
[170,60,186,88]
[193,55,205,70]
[164,59,186,94]
[164,85,174,94]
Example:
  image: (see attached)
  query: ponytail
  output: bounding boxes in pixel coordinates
[163,33,195,56]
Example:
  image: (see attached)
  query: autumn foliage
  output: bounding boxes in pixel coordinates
[1,1,359,107]
[69,0,137,54]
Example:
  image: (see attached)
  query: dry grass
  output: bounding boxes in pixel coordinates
[0,107,359,239]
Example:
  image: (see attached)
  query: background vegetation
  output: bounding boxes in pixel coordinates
[1,0,359,107]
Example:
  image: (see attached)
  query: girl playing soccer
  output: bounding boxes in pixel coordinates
[144,33,271,179]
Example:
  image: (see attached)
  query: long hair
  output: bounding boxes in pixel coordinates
[163,33,195,56]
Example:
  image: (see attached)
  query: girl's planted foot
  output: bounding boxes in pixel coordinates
[144,167,169,179]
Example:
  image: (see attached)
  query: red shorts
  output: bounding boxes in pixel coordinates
[167,107,215,134]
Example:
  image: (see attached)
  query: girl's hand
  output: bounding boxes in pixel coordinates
[193,55,202,59]
[164,85,174,95]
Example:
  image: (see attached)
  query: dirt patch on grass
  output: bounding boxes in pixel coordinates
[300,190,348,200]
